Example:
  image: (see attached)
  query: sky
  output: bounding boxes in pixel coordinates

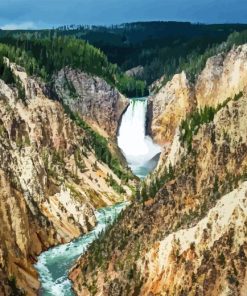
[0,0,246,30]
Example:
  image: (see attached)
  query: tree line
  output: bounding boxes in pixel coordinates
[2,22,247,93]
[0,36,147,97]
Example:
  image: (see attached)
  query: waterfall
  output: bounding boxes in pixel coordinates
[118,98,161,178]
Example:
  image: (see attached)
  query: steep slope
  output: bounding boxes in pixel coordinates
[0,60,130,296]
[54,67,129,138]
[69,49,247,296]
[196,44,247,108]
[149,44,247,148]
[148,71,195,146]
[138,182,247,296]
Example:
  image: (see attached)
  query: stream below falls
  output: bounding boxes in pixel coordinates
[35,203,128,295]
[35,97,161,295]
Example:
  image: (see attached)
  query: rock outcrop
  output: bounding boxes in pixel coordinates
[0,61,130,295]
[149,44,247,148]
[54,67,129,138]
[149,71,195,145]
[196,44,247,108]
[125,66,144,79]
[139,182,247,296]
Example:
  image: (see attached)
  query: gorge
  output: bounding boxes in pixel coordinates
[0,22,247,296]
[35,97,161,295]
[69,42,247,296]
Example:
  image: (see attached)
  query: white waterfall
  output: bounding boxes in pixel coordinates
[118,98,161,178]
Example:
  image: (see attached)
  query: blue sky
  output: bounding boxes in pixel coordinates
[0,0,246,29]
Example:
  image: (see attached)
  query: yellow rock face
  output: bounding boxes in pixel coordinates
[150,44,247,172]
[150,72,195,146]
[196,45,247,109]
[69,45,247,296]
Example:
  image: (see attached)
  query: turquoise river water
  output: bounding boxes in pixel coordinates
[35,203,128,295]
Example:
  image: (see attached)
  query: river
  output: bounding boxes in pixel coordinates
[35,203,128,295]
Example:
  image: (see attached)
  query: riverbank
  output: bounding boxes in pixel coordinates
[35,202,129,296]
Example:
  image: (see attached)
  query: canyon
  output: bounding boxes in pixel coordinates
[69,44,247,296]
[149,44,247,147]
[0,33,247,296]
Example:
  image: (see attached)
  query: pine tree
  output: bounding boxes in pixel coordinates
[141,182,148,200]
[1,64,15,84]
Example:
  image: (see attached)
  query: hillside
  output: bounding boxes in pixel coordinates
[0,36,147,98]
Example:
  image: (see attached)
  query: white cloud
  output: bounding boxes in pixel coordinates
[1,21,36,30]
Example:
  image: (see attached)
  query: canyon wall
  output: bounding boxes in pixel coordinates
[0,61,130,295]
[149,44,247,148]
[196,44,247,108]
[54,67,129,138]
[149,71,195,145]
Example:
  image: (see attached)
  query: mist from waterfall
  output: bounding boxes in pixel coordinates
[118,98,161,178]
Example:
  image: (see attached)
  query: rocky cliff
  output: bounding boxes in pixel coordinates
[125,66,144,79]
[196,44,247,109]
[149,44,247,148]
[69,46,247,296]
[54,67,129,138]
[148,71,195,145]
[0,60,130,295]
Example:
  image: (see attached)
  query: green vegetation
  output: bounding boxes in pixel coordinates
[33,22,246,86]
[41,148,65,180]
[15,76,26,102]
[2,22,247,94]
[8,276,25,296]
[54,23,247,86]
[217,252,226,267]
[106,173,126,194]
[0,41,133,184]
[63,75,77,98]
[0,36,116,83]
[0,37,147,97]
[180,92,243,151]
[142,164,175,200]
[180,106,216,152]
[83,207,128,270]
[63,105,132,182]
[173,30,247,85]
[0,53,27,102]
[0,60,15,84]
[74,149,87,172]
[149,164,174,198]
[116,74,148,97]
